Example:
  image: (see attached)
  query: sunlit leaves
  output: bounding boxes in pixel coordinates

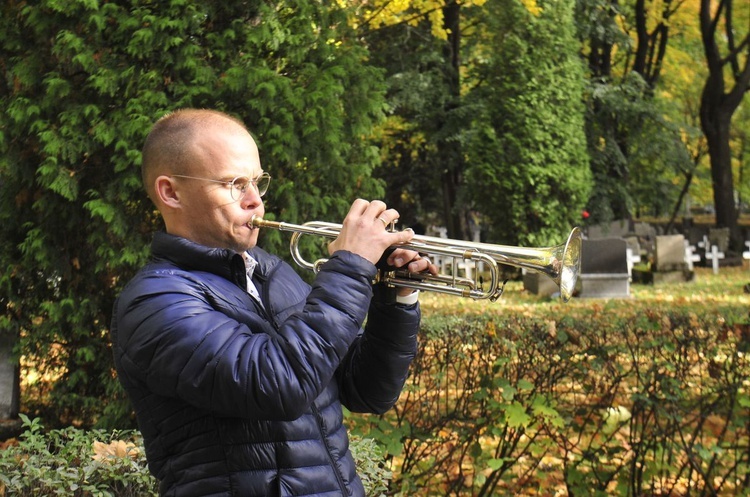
[345,0,483,40]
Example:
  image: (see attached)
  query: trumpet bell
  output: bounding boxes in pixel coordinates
[558,227,583,302]
[411,227,582,302]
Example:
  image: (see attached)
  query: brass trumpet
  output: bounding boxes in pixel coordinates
[250,216,582,302]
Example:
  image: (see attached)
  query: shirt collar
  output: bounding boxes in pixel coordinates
[242,251,259,277]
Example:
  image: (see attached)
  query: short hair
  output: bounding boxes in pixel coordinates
[141,109,248,203]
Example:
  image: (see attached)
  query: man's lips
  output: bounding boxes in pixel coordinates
[245,214,263,230]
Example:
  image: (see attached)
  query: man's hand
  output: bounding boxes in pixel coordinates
[385,248,439,297]
[327,199,439,298]
[328,199,414,264]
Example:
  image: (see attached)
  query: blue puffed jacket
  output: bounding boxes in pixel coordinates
[110,232,420,497]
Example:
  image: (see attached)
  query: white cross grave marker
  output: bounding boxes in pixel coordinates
[626,247,641,281]
[684,241,702,271]
[429,226,449,273]
[697,235,710,255]
[705,245,725,274]
[456,260,473,280]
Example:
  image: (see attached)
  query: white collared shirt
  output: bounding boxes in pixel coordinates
[242,252,264,307]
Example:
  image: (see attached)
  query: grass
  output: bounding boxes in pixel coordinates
[418,265,750,317]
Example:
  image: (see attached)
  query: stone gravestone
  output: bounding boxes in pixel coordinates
[708,227,730,253]
[578,238,630,298]
[522,268,559,298]
[0,332,20,420]
[653,234,693,283]
[634,222,657,257]
[634,222,657,239]
[586,219,630,240]
[707,227,733,270]
[654,235,686,271]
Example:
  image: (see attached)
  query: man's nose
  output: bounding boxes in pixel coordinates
[240,186,263,208]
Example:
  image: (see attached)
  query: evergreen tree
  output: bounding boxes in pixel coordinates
[463,0,592,246]
[0,0,385,428]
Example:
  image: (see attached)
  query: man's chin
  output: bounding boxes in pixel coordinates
[240,231,259,251]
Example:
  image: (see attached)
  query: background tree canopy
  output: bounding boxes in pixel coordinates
[0,0,747,429]
[0,0,387,427]
[360,0,592,245]
[462,0,591,246]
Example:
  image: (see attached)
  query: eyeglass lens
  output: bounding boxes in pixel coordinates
[231,174,270,200]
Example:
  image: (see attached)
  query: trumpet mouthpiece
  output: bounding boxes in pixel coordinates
[249,215,282,230]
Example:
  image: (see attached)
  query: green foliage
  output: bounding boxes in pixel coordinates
[348,273,750,495]
[0,414,157,496]
[364,0,592,243]
[584,73,693,222]
[364,11,460,230]
[463,0,592,246]
[574,0,704,225]
[349,435,393,497]
[0,1,386,428]
[0,415,389,497]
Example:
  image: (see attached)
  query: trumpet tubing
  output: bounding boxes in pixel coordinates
[250,216,582,302]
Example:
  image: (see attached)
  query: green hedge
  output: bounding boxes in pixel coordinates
[5,306,748,496]
[4,274,749,496]
[348,306,750,496]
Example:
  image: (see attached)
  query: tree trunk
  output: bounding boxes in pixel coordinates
[633,0,675,87]
[700,83,740,246]
[439,1,467,240]
[0,332,20,421]
[666,170,693,234]
[699,0,750,251]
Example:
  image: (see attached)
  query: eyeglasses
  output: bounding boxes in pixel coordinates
[171,172,271,200]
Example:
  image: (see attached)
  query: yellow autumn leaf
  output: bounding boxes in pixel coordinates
[92,439,140,463]
[519,0,542,16]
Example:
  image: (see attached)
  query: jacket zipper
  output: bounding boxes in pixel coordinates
[253,264,277,325]
[312,403,350,495]
[259,263,349,495]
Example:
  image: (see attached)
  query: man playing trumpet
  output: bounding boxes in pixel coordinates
[110,108,436,496]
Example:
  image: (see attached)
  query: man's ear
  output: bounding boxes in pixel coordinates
[154,175,181,208]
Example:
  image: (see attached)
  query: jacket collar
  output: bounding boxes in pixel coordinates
[151,231,250,288]
[150,232,279,288]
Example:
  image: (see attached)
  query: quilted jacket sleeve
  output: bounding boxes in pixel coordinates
[112,251,377,421]
[335,287,420,414]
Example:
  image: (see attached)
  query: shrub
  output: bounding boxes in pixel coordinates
[349,435,393,496]
[0,415,390,496]
[348,291,750,496]
[0,414,156,496]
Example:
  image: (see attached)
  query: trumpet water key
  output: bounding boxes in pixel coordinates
[249,216,582,302]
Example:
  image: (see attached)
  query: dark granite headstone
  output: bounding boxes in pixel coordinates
[579,238,630,298]
[581,238,628,274]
